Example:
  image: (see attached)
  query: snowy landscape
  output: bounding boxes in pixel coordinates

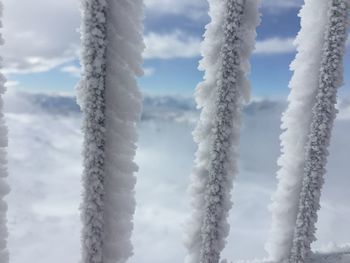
[0,0,350,263]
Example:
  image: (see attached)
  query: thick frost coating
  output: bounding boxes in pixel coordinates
[78,1,108,262]
[265,1,329,261]
[102,0,143,262]
[290,1,349,262]
[0,3,9,263]
[77,0,143,262]
[185,0,259,262]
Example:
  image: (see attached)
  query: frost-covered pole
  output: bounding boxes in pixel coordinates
[77,0,144,262]
[290,1,349,262]
[264,1,330,261]
[0,3,9,263]
[185,0,259,262]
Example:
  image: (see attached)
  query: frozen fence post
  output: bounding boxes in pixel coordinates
[265,0,331,261]
[185,0,260,262]
[77,0,144,262]
[290,1,350,262]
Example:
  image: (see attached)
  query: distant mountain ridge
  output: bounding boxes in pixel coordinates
[4,91,287,121]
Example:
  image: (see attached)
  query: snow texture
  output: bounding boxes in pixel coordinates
[265,1,330,261]
[289,1,350,262]
[77,0,143,263]
[0,3,9,263]
[185,0,260,262]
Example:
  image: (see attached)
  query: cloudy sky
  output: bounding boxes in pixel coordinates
[2,1,350,263]
[2,0,349,97]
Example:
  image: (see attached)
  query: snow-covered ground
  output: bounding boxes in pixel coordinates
[3,90,350,263]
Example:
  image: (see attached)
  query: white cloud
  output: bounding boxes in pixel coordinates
[143,67,155,77]
[254,34,350,55]
[1,0,206,75]
[0,0,305,76]
[254,37,296,54]
[261,0,303,10]
[144,0,303,18]
[144,31,201,59]
[3,91,350,263]
[1,0,81,74]
[4,91,82,263]
[5,80,19,87]
[144,0,207,20]
[61,65,81,78]
[337,99,350,121]
[0,0,331,85]
[143,33,297,59]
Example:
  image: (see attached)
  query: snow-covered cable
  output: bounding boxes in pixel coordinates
[265,1,330,261]
[0,2,9,263]
[184,1,226,262]
[185,0,259,262]
[77,0,143,262]
[102,0,143,262]
[290,1,350,262]
[78,1,108,262]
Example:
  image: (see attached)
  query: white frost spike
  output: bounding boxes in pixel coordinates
[78,0,143,263]
[0,2,9,263]
[185,0,260,262]
[290,1,350,262]
[265,1,330,261]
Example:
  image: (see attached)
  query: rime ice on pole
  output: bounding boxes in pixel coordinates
[77,1,144,263]
[266,0,350,262]
[290,1,350,262]
[185,0,260,262]
[265,1,329,261]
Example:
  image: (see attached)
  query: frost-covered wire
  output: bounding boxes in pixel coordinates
[185,0,259,262]
[78,0,143,262]
[265,1,330,261]
[290,1,350,262]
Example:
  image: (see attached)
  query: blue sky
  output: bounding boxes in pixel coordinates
[2,0,349,99]
[141,3,301,97]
